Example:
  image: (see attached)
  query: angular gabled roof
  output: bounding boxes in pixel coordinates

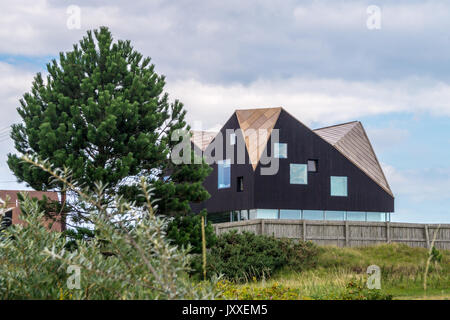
[314,121,393,196]
[235,107,282,170]
[313,121,359,145]
[190,131,218,151]
[191,107,392,197]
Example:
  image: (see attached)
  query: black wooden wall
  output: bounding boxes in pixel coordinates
[254,110,394,212]
[191,109,394,213]
[190,113,255,213]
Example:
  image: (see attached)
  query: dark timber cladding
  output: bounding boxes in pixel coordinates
[190,107,394,215]
[191,112,255,214]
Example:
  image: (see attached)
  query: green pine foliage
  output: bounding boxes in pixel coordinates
[166,211,217,254]
[7,26,211,219]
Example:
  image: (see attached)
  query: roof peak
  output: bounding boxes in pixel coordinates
[314,120,360,131]
[235,106,282,112]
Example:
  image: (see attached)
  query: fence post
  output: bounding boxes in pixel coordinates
[261,219,265,235]
[302,220,306,241]
[345,221,349,247]
[424,225,430,249]
[386,221,390,244]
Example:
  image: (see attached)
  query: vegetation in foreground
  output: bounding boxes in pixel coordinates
[216,243,449,300]
[1,166,448,299]
[0,158,217,300]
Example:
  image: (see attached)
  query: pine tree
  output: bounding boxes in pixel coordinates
[7,27,211,220]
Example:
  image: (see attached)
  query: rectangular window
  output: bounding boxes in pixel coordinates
[307,159,318,172]
[5,210,12,219]
[347,211,366,221]
[290,164,308,184]
[303,210,324,220]
[367,212,385,222]
[280,209,301,220]
[239,210,249,221]
[230,133,236,145]
[325,211,345,221]
[330,176,347,196]
[256,209,278,219]
[231,210,239,221]
[218,159,231,189]
[274,143,287,158]
[237,176,244,192]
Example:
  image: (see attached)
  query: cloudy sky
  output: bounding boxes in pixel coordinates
[0,0,449,222]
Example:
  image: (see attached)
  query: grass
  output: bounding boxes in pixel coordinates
[227,243,450,300]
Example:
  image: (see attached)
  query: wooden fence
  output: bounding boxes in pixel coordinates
[214,219,450,250]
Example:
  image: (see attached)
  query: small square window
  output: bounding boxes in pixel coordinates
[237,176,244,192]
[274,143,287,158]
[330,176,348,197]
[307,159,318,172]
[230,133,236,145]
[290,163,308,184]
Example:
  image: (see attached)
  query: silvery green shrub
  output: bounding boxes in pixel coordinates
[0,157,217,300]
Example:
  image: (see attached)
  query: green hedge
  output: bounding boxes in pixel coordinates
[193,230,319,282]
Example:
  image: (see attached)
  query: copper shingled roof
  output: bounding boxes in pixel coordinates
[235,107,282,170]
[314,121,393,196]
[190,107,391,196]
[190,131,218,151]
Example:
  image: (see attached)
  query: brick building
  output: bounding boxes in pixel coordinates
[0,190,64,232]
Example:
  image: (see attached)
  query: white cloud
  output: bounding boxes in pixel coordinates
[167,77,450,129]
[0,62,34,128]
[2,1,450,83]
[0,0,176,56]
[293,2,366,30]
[382,163,450,202]
[365,127,410,152]
[0,62,35,189]
[292,1,450,32]
[2,61,449,145]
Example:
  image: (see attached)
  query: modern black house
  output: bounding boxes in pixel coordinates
[190,107,394,223]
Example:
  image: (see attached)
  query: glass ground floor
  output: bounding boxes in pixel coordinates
[207,209,392,224]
